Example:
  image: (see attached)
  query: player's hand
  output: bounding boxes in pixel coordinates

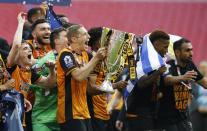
[17,12,26,24]
[115,120,124,131]
[24,98,32,112]
[181,70,197,82]
[112,80,128,90]
[95,47,107,60]
[45,60,55,70]
[158,66,167,74]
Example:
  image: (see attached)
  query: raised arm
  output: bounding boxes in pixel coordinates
[164,70,197,86]
[70,47,107,82]
[7,12,26,66]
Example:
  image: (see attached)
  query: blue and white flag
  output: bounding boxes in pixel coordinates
[0,90,24,131]
[124,34,165,109]
[136,34,165,79]
[124,34,182,110]
[46,6,62,30]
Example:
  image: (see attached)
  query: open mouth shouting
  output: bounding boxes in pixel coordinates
[25,51,33,65]
[43,36,50,40]
[38,35,50,44]
[42,35,50,43]
[27,54,32,59]
[85,41,89,45]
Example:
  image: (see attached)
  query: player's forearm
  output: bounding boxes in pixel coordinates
[138,70,160,88]
[7,22,24,66]
[46,68,57,88]
[164,75,183,86]
[71,56,100,81]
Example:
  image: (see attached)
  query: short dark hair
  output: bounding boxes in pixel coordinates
[62,22,76,29]
[173,38,191,51]
[31,19,49,32]
[0,37,10,62]
[88,27,102,47]
[50,28,67,49]
[57,14,67,18]
[149,30,170,44]
[27,7,44,23]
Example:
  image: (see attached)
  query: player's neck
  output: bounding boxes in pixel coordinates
[177,59,187,67]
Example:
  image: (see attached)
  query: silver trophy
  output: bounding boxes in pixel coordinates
[99,27,135,93]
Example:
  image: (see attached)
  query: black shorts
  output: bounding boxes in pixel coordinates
[126,116,156,131]
[160,119,193,131]
[91,117,108,131]
[60,119,93,131]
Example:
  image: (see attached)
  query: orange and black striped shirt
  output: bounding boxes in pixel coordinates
[57,48,92,123]
[89,69,110,120]
[7,65,41,98]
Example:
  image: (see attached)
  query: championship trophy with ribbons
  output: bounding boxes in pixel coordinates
[98,27,137,93]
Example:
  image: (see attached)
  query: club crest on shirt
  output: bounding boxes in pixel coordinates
[64,56,74,68]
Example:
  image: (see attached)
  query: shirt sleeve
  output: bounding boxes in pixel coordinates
[6,65,17,77]
[59,51,77,74]
[31,69,41,84]
[190,62,203,81]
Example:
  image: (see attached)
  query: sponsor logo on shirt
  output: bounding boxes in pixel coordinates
[64,56,74,68]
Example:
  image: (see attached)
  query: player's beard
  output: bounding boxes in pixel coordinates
[37,36,50,45]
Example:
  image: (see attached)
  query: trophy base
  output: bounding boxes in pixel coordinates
[100,80,115,93]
